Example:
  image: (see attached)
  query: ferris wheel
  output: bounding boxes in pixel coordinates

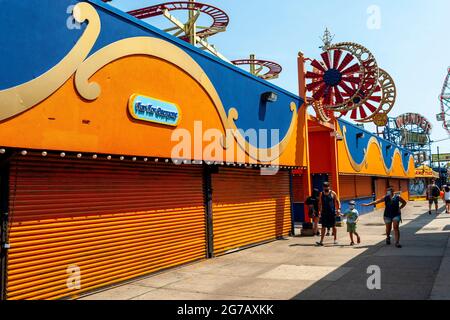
[438,67,450,135]
[305,29,396,127]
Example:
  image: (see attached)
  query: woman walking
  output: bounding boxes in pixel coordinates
[363,186,407,248]
[444,185,450,214]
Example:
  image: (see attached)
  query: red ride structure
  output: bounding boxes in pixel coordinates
[127,1,230,41]
[306,42,379,113]
[340,68,396,125]
[232,58,282,80]
[305,30,395,127]
[113,1,283,80]
[306,49,363,110]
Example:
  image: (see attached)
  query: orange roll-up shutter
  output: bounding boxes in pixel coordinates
[375,178,388,209]
[355,176,373,198]
[339,175,356,200]
[400,179,409,200]
[212,168,291,256]
[7,156,206,300]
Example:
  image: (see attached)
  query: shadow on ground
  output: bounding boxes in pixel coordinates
[292,206,449,300]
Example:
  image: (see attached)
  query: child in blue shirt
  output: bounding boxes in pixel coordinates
[341,200,361,246]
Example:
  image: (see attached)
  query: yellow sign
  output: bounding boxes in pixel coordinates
[415,165,439,178]
[432,154,450,162]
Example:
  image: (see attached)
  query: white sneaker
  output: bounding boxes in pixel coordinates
[334,241,339,245]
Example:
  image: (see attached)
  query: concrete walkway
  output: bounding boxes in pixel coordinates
[80,202,450,300]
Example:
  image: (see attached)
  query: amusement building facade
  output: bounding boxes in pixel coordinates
[0,0,414,300]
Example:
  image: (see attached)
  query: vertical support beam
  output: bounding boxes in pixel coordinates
[437,146,442,186]
[330,118,340,199]
[0,161,9,300]
[188,0,197,45]
[297,52,312,221]
[371,177,377,202]
[288,169,295,236]
[250,54,256,76]
[203,165,214,258]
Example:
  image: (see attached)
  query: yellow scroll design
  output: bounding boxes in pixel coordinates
[74,36,297,162]
[341,125,412,175]
[0,2,297,163]
[0,2,100,121]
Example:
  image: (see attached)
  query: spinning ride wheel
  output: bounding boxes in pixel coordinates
[340,68,396,126]
[305,42,379,113]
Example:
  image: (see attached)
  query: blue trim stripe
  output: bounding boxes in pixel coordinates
[339,119,412,173]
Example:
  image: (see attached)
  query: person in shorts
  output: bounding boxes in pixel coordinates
[427,179,441,215]
[443,185,450,214]
[306,189,320,236]
[363,186,407,248]
[316,182,341,246]
[341,200,361,246]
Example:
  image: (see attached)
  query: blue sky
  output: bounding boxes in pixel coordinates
[109,0,450,155]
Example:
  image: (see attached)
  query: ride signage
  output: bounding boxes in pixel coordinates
[432,153,450,162]
[400,129,429,145]
[395,113,432,134]
[128,94,181,127]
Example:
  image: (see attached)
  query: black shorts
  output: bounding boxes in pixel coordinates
[429,198,439,205]
[308,209,319,218]
[321,215,336,229]
[446,200,450,205]
[310,212,319,219]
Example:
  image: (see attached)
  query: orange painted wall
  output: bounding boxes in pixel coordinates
[0,55,306,167]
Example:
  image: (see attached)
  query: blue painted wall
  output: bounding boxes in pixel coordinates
[338,119,412,173]
[293,203,305,223]
[341,197,376,216]
[0,0,304,149]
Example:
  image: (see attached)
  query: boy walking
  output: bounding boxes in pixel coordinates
[341,200,361,246]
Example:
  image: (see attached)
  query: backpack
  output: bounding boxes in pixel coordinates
[432,186,440,198]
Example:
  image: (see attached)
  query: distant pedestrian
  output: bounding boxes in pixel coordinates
[363,186,407,248]
[443,185,450,214]
[427,179,441,215]
[316,182,341,246]
[340,200,361,246]
[306,189,320,236]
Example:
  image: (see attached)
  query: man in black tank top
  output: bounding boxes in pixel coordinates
[363,186,407,248]
[316,182,341,246]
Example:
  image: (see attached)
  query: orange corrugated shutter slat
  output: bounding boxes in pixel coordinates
[339,175,356,200]
[355,176,373,198]
[211,168,291,256]
[375,178,388,209]
[7,157,206,300]
[400,180,409,200]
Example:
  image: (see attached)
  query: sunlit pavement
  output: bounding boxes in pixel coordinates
[80,201,450,300]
